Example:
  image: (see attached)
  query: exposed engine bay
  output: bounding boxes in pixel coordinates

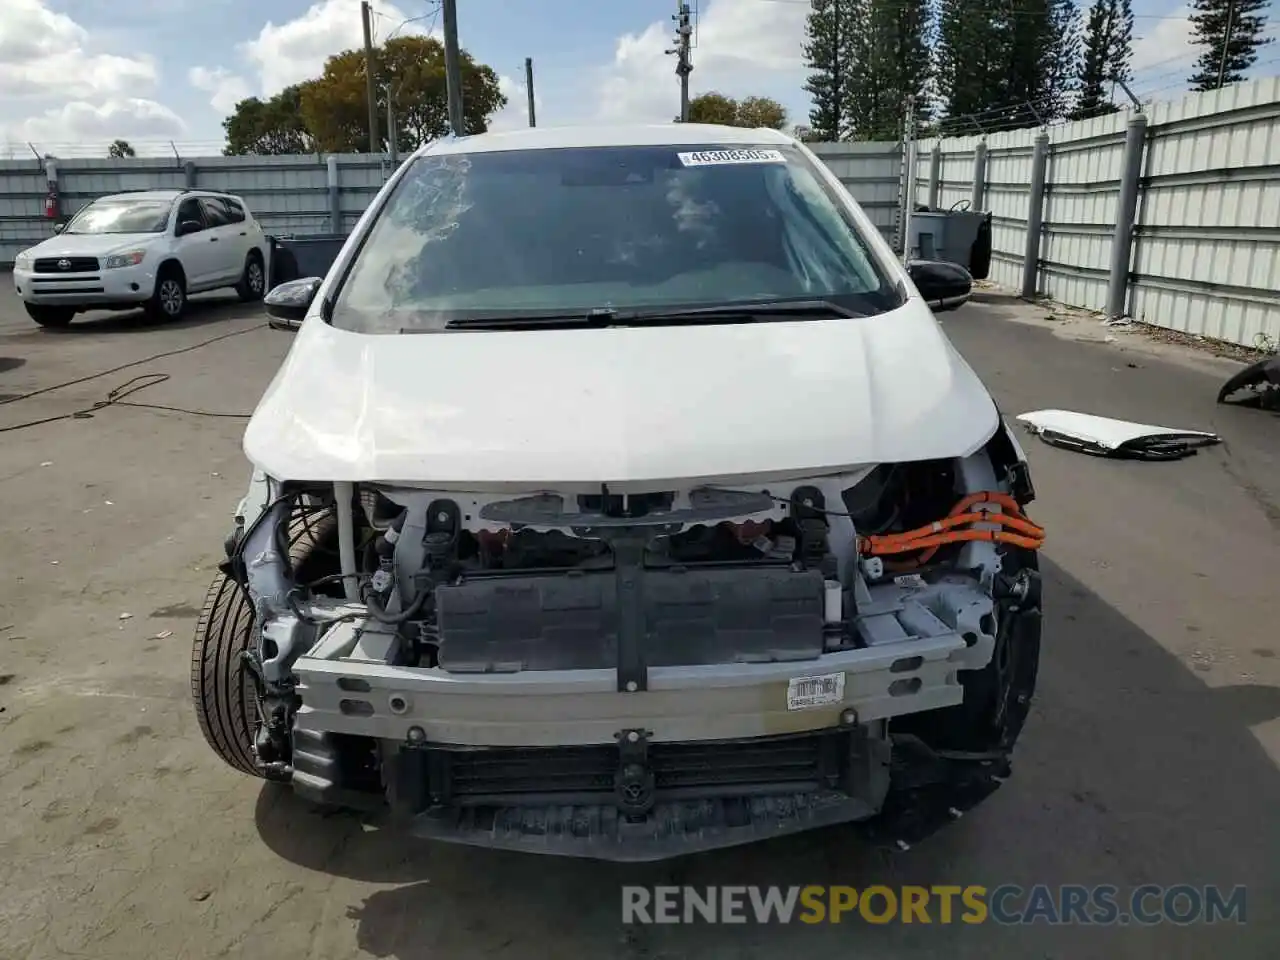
[214,426,1043,859]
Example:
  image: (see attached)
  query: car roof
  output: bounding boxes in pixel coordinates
[421,123,795,157]
[95,189,242,202]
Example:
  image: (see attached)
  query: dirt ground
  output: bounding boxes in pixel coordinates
[2,289,1279,959]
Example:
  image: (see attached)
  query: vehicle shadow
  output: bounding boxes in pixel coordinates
[35,294,258,336]
[254,556,1280,959]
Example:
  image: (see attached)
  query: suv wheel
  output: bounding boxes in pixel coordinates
[235,252,266,302]
[25,303,75,328]
[148,266,187,321]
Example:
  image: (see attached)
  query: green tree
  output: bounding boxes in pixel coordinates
[300,35,505,152]
[107,139,135,158]
[1074,0,1133,119]
[845,0,933,141]
[1188,0,1273,90]
[223,86,314,155]
[221,36,506,155]
[688,91,740,125]
[936,0,1013,120]
[803,0,848,140]
[688,92,788,129]
[735,95,788,129]
[938,0,1080,126]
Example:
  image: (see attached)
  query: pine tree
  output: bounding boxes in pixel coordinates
[1188,0,1274,90]
[936,0,1014,121]
[1004,0,1080,121]
[804,0,846,140]
[1074,0,1133,119]
[849,0,933,140]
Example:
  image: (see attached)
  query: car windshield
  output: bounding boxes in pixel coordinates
[331,142,905,334]
[65,198,172,235]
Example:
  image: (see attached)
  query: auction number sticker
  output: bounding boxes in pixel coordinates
[786,672,846,711]
[677,149,787,167]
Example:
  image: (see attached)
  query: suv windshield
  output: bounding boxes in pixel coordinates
[65,198,172,235]
[332,143,905,333]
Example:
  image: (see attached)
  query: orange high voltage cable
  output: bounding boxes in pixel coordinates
[857,491,1045,562]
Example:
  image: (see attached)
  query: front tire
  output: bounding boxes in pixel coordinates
[190,505,338,779]
[25,303,75,328]
[236,252,266,302]
[147,266,187,321]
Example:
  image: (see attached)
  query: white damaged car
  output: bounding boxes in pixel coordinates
[191,124,1045,861]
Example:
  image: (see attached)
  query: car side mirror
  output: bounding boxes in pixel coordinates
[906,259,972,313]
[264,276,323,330]
[176,220,203,237]
[53,222,66,234]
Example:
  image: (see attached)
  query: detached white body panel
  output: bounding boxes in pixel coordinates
[1015,409,1220,450]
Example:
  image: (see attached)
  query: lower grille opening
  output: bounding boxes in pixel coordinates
[419,731,850,808]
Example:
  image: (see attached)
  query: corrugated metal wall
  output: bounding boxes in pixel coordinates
[3,83,1275,346]
[0,154,392,267]
[807,141,905,246]
[1133,80,1280,348]
[910,76,1280,347]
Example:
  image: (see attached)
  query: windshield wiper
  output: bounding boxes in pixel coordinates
[441,299,861,331]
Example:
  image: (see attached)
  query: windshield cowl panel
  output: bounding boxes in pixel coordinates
[330,142,905,335]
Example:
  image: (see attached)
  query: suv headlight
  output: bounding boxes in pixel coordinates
[103,250,146,269]
[13,250,32,267]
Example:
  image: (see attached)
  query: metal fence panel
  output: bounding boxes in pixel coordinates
[4,86,1277,348]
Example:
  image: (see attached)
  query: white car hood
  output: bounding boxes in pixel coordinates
[243,302,1000,489]
[27,233,157,257]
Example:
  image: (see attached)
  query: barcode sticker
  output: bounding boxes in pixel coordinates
[676,149,787,167]
[786,672,846,711]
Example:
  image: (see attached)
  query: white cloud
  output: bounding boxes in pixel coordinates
[489,74,540,132]
[595,0,808,124]
[0,0,184,153]
[245,0,436,97]
[189,0,443,117]
[1131,6,1197,76]
[189,66,254,116]
[0,0,157,101]
[16,99,185,143]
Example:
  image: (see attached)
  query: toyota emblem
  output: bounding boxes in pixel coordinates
[57,258,71,270]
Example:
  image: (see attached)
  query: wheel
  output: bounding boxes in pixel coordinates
[24,303,75,328]
[236,251,266,302]
[191,505,339,778]
[147,265,187,321]
[890,548,1042,753]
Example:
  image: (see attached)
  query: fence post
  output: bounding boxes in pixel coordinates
[326,155,342,234]
[184,161,197,189]
[1106,114,1149,320]
[1020,133,1050,299]
[927,143,942,209]
[971,141,988,210]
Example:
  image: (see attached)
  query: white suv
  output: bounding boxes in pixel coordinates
[12,189,271,328]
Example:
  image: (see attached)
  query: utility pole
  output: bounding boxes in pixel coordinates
[900,94,918,259]
[442,0,465,135]
[668,2,692,121]
[361,0,379,154]
[1216,0,1237,89]
[525,57,537,127]
[387,80,398,165]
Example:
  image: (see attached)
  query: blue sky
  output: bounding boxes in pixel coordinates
[2,0,1275,156]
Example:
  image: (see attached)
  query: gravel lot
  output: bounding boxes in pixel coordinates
[2,290,1278,959]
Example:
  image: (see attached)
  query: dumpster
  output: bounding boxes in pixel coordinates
[907,207,992,281]
[267,234,350,290]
